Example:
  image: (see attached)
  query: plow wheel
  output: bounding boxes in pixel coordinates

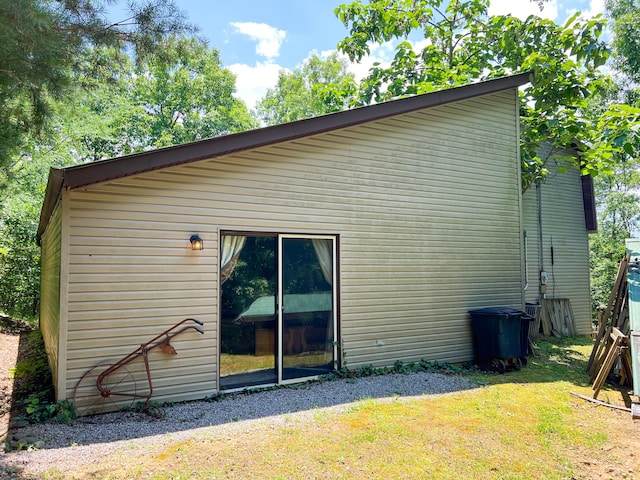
[73,363,137,418]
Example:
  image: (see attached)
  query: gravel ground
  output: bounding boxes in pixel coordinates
[2,372,478,475]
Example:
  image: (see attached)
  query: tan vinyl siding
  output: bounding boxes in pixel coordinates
[522,182,541,308]
[522,155,592,335]
[39,200,62,396]
[63,89,522,402]
[63,219,217,403]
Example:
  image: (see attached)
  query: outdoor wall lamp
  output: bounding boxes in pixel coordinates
[189,234,204,251]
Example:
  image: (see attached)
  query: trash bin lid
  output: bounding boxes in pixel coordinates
[469,307,524,317]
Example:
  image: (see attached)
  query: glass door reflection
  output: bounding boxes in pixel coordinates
[220,235,277,389]
[280,236,335,381]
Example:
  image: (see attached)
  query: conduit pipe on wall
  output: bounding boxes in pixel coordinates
[524,230,529,291]
[537,181,546,300]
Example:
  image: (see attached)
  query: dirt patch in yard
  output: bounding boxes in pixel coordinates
[0,331,20,435]
[0,315,30,439]
[0,315,49,442]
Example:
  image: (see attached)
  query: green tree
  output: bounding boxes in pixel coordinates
[0,80,125,320]
[607,0,640,83]
[589,157,640,312]
[0,195,41,320]
[588,0,640,315]
[0,38,256,321]
[127,37,257,149]
[0,0,194,179]
[255,53,357,126]
[23,40,257,163]
[333,0,640,318]
[334,0,618,189]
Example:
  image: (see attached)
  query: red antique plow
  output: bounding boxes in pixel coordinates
[73,318,204,417]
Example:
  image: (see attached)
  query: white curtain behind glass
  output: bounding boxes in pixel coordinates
[312,238,333,286]
[220,235,246,284]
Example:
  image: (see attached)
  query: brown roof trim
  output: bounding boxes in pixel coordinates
[37,72,531,240]
[571,141,598,234]
[37,168,64,243]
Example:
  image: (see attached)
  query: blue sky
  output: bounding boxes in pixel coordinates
[161,0,606,109]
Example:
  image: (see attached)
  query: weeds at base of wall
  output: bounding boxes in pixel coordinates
[9,329,53,403]
[320,358,478,381]
[133,400,167,419]
[203,392,227,403]
[19,393,77,426]
[8,328,71,428]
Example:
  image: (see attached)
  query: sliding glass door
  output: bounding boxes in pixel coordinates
[219,234,278,389]
[220,233,336,389]
[280,236,335,381]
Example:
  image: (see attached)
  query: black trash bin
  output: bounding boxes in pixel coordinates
[469,307,531,373]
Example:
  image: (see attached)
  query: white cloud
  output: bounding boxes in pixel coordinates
[229,62,286,110]
[488,0,559,20]
[564,0,605,21]
[230,22,286,60]
[584,0,606,17]
[226,22,289,109]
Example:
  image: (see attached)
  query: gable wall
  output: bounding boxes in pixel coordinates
[62,89,523,403]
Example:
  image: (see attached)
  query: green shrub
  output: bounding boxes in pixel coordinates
[0,196,41,322]
[22,393,76,425]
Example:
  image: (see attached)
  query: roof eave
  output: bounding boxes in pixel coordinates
[37,168,64,243]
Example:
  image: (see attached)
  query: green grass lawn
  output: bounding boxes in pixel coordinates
[41,337,640,479]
